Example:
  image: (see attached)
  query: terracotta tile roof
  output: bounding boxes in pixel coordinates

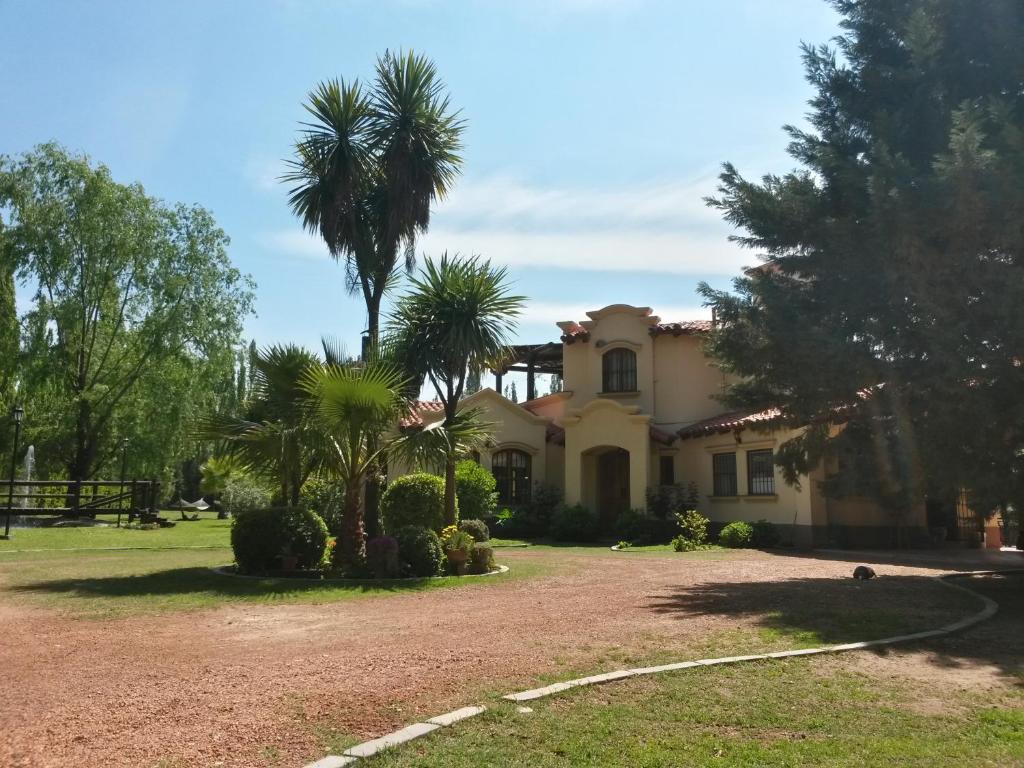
[650,320,714,336]
[649,424,677,445]
[676,407,782,439]
[520,391,571,413]
[561,319,713,343]
[398,400,445,428]
[545,423,566,445]
[559,323,590,343]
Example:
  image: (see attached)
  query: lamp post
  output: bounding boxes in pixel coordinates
[117,438,129,528]
[4,405,24,539]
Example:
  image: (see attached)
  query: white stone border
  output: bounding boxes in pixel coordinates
[300,569,1016,768]
[210,564,508,583]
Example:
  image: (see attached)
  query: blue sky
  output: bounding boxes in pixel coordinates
[0,0,840,392]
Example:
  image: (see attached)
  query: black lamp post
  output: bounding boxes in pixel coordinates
[117,438,129,528]
[4,405,24,539]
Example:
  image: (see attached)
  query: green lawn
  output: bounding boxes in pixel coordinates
[361,656,1024,768]
[0,515,541,617]
[0,513,232,550]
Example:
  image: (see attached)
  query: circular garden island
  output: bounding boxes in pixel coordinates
[221,471,501,581]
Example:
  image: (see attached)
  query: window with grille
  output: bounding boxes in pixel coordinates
[492,449,532,505]
[747,449,775,496]
[712,452,737,497]
[602,348,637,393]
[659,455,675,486]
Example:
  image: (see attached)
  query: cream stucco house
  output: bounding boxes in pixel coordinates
[396,303,933,547]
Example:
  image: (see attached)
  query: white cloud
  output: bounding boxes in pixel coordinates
[244,155,287,192]
[258,173,754,275]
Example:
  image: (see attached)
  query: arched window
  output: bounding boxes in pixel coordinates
[602,347,637,392]
[492,449,531,505]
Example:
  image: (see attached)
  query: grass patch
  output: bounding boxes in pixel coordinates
[0,533,539,619]
[0,514,231,551]
[360,656,1024,767]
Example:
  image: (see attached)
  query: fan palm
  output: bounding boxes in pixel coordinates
[388,254,525,524]
[300,360,408,568]
[196,345,320,507]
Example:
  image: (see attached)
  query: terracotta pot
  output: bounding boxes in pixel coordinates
[446,548,470,575]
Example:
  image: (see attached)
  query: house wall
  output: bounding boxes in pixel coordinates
[562,399,651,511]
[652,335,732,429]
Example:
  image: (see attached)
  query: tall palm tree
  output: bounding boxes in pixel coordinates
[283,50,464,351]
[300,360,408,568]
[283,50,464,533]
[388,254,525,524]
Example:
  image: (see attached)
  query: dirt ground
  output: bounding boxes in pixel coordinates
[0,547,1020,768]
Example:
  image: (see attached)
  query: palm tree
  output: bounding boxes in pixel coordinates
[283,50,464,534]
[283,50,464,352]
[300,360,408,568]
[388,254,525,524]
[196,345,320,507]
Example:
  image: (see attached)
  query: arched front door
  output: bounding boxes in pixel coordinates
[596,447,630,529]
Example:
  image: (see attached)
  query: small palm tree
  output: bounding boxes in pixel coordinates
[300,360,408,568]
[388,254,525,524]
[196,345,320,507]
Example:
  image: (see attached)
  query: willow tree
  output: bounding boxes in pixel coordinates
[0,144,253,482]
[284,50,464,533]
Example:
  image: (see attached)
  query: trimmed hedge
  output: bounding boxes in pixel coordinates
[366,536,400,579]
[231,507,329,574]
[469,542,496,574]
[455,460,497,521]
[751,519,782,547]
[458,518,490,542]
[381,473,450,533]
[299,477,345,536]
[719,520,754,548]
[550,503,599,542]
[393,525,445,577]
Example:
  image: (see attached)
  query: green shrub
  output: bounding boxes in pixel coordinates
[616,540,632,549]
[675,509,710,544]
[751,519,782,547]
[719,521,755,548]
[550,503,599,542]
[221,476,272,517]
[672,534,699,552]
[455,461,497,521]
[645,482,700,520]
[300,476,345,536]
[458,518,490,542]
[493,483,562,539]
[381,473,449,533]
[393,525,444,577]
[231,507,329,574]
[615,509,676,545]
[469,542,496,574]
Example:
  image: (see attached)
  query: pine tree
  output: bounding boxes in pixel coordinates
[699,0,1024,522]
[548,374,563,395]
[505,381,518,403]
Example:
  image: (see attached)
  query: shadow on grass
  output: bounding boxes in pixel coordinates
[647,571,1024,685]
[11,566,457,601]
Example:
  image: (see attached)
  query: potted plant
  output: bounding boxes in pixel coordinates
[444,530,475,575]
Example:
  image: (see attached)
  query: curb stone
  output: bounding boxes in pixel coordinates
[300,568,1014,768]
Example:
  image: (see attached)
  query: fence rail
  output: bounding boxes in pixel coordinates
[1,479,161,525]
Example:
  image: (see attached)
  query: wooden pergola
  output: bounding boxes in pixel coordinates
[492,342,564,401]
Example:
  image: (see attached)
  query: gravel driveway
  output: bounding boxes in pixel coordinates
[0,547,1016,768]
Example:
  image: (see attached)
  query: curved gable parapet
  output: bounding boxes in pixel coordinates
[459,387,551,425]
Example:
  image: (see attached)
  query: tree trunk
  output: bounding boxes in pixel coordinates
[363,294,383,538]
[337,483,366,573]
[444,454,457,526]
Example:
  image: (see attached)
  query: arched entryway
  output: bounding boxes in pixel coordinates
[581,445,631,530]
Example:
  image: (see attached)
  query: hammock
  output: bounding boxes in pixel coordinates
[172,497,210,511]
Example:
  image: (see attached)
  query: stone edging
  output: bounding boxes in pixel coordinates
[210,564,509,583]
[300,568,1015,768]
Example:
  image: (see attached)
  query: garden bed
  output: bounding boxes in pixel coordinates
[210,564,509,582]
